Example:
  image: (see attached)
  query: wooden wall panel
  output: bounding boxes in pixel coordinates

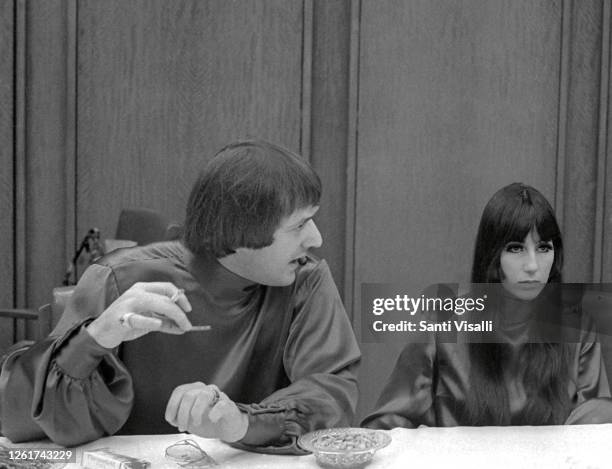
[76,0,304,242]
[0,0,14,289]
[26,0,74,309]
[0,0,15,348]
[562,0,604,282]
[13,0,25,314]
[604,0,612,283]
[353,0,563,419]
[310,0,351,297]
[355,0,561,288]
[604,141,612,282]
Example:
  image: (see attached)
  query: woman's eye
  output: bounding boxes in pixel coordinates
[505,243,523,253]
[537,243,554,252]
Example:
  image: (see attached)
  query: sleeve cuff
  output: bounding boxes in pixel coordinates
[54,324,113,379]
[236,403,286,446]
[232,403,309,454]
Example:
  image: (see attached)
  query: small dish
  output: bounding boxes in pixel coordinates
[298,427,391,468]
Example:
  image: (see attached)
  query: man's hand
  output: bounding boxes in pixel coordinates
[85,282,193,349]
[165,382,249,443]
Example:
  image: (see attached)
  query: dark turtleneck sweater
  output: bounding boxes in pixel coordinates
[0,241,360,453]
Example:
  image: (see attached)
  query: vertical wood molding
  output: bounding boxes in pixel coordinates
[344,0,360,317]
[596,0,612,282]
[309,0,351,293]
[555,0,571,230]
[562,0,604,282]
[14,0,27,308]
[606,1,612,283]
[605,100,612,281]
[1,0,16,348]
[65,0,77,262]
[26,0,81,309]
[300,0,313,162]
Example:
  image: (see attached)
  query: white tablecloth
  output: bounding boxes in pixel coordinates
[2,424,612,468]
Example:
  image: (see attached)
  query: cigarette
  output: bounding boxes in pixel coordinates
[151,313,211,332]
[187,325,212,332]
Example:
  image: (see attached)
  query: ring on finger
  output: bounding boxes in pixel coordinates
[210,388,220,406]
[119,312,135,328]
[170,288,184,303]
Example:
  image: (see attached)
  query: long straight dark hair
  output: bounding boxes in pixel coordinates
[466,183,571,425]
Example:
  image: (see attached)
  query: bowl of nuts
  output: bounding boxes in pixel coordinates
[298,428,391,468]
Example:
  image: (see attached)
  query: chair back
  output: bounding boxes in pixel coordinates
[115,208,170,246]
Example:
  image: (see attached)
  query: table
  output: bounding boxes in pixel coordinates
[2,424,612,468]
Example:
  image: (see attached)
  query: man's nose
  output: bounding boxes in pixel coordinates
[303,220,323,249]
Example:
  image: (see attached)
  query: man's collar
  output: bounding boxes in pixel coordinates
[186,249,259,306]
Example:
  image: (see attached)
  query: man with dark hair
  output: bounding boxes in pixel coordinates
[0,139,361,454]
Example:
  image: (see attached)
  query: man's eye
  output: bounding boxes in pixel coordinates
[505,243,523,253]
[296,219,314,230]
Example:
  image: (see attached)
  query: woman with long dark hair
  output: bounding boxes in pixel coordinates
[362,183,611,428]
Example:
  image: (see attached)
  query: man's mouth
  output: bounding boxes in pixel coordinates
[291,256,309,266]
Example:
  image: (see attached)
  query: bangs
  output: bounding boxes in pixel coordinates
[278,163,322,217]
[499,201,560,246]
